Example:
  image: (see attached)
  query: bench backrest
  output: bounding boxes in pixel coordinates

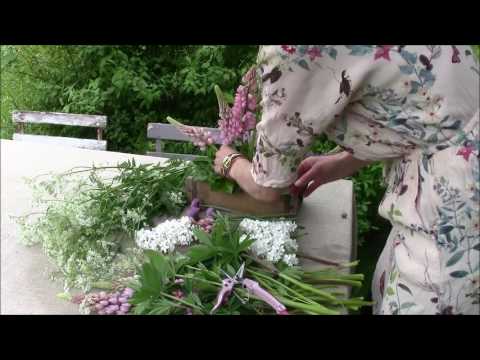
[12,111,107,151]
[146,122,221,160]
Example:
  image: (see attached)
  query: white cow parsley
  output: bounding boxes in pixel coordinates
[135,216,194,253]
[239,218,299,266]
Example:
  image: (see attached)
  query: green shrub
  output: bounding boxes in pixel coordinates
[1,45,258,153]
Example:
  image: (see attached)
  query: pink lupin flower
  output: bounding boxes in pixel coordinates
[166,117,214,151]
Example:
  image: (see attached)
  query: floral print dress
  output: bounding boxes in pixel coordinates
[251,45,479,315]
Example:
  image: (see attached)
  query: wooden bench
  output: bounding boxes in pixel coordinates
[147,122,222,161]
[12,111,107,151]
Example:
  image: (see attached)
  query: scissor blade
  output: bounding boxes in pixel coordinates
[235,262,245,280]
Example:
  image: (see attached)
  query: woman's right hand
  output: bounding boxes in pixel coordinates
[291,151,371,197]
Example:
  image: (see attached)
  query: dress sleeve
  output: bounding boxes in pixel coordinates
[251,45,376,188]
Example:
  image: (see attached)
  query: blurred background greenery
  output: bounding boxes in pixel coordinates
[1,45,478,312]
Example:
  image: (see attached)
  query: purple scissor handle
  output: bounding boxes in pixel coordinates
[210,263,288,315]
[210,263,245,314]
[241,278,289,315]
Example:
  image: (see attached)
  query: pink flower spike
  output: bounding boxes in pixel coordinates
[278,309,289,315]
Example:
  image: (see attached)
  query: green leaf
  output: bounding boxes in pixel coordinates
[141,263,162,294]
[446,250,465,267]
[186,244,216,264]
[449,270,469,278]
[238,237,256,252]
[440,225,454,234]
[193,228,212,246]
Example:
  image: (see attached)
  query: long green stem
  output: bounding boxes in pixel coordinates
[160,292,203,311]
[248,269,315,303]
[277,273,337,302]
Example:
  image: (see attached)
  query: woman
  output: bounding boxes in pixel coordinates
[213,45,479,315]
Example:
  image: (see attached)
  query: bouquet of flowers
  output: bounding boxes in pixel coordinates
[166,67,260,193]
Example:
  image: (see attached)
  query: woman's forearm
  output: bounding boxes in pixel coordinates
[229,158,283,203]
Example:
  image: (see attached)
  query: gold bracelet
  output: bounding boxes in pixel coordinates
[222,153,245,178]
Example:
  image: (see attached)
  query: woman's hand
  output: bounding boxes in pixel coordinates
[291,152,372,197]
[213,145,237,176]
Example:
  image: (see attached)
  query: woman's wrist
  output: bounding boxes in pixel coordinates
[337,151,372,175]
[228,157,250,181]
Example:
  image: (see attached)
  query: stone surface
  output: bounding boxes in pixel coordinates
[1,139,355,314]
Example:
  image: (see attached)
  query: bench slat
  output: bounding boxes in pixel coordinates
[147,123,222,144]
[146,151,205,161]
[12,111,107,128]
[13,133,107,151]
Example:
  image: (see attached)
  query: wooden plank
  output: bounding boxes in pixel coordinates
[12,111,107,128]
[13,133,107,151]
[146,151,203,161]
[147,123,222,144]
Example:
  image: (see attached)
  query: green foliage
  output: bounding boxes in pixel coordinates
[16,159,190,291]
[129,215,371,315]
[186,145,237,193]
[1,45,258,153]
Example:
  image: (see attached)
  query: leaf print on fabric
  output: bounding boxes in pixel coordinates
[263,87,287,110]
[399,49,418,65]
[398,283,413,295]
[262,66,282,84]
[449,270,469,278]
[400,302,416,310]
[256,130,304,177]
[284,112,315,137]
[297,59,310,71]
[446,250,465,267]
[399,65,415,75]
[345,45,374,56]
[379,270,386,297]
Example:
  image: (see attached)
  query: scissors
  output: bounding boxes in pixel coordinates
[210,262,288,315]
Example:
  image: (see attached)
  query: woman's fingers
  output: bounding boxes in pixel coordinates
[296,157,315,178]
[294,166,316,188]
[303,179,322,198]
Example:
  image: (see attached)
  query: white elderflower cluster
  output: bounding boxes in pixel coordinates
[135,216,194,253]
[239,218,299,266]
[168,191,185,206]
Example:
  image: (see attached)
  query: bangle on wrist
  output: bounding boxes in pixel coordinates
[222,153,245,179]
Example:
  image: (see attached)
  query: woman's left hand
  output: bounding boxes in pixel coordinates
[213,145,237,176]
